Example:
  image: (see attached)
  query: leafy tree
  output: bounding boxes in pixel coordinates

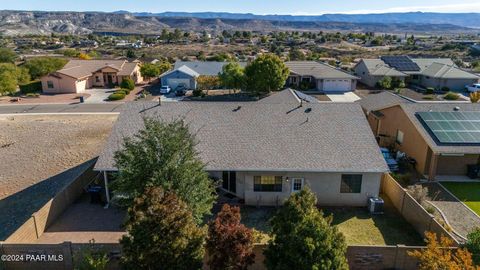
[377,76,392,89]
[244,54,289,96]
[219,62,245,90]
[409,232,478,270]
[113,118,216,222]
[0,63,31,95]
[197,75,220,90]
[24,57,68,79]
[78,53,92,60]
[140,63,160,80]
[289,48,305,61]
[156,61,172,75]
[264,188,348,270]
[62,48,80,57]
[470,92,480,103]
[120,78,135,90]
[465,228,480,265]
[126,49,136,59]
[120,187,206,270]
[206,204,255,270]
[0,48,18,63]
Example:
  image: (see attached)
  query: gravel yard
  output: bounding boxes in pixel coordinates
[0,114,117,240]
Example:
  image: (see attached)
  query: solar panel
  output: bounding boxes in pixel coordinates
[381,56,421,72]
[417,111,480,145]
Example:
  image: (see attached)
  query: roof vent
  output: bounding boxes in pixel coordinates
[232,106,242,112]
[305,108,312,113]
[453,106,460,111]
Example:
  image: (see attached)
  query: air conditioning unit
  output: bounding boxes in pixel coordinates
[368,197,384,214]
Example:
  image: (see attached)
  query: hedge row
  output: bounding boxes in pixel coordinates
[19,81,42,94]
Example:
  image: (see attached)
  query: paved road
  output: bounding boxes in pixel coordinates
[0,103,124,114]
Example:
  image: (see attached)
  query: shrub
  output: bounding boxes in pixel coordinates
[107,92,125,101]
[19,81,42,94]
[192,89,204,97]
[74,241,109,270]
[120,78,135,90]
[25,93,40,98]
[120,88,131,95]
[423,95,434,100]
[465,228,480,265]
[470,92,480,103]
[441,86,450,92]
[425,87,435,94]
[407,184,430,205]
[377,76,392,89]
[444,91,460,100]
[425,206,435,215]
[391,172,412,186]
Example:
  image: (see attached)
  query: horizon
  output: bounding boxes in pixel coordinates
[2,0,480,15]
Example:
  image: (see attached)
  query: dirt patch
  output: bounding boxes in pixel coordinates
[0,114,117,199]
[0,93,90,105]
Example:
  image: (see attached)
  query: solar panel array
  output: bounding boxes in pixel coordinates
[381,56,421,72]
[417,111,480,145]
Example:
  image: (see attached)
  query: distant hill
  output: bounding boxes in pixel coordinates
[0,10,476,36]
[130,11,480,29]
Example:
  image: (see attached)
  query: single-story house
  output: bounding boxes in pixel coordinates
[285,61,359,92]
[358,94,480,180]
[40,60,143,94]
[354,56,479,91]
[160,61,247,90]
[95,89,388,206]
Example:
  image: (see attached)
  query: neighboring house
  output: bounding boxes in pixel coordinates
[95,90,388,206]
[354,56,479,91]
[358,96,480,180]
[285,61,359,92]
[160,61,247,89]
[40,60,143,94]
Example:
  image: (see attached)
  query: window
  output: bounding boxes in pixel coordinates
[95,76,100,82]
[340,174,362,193]
[291,77,297,83]
[292,178,304,192]
[254,176,282,192]
[47,81,54,88]
[301,77,311,82]
[396,130,404,144]
[222,171,236,193]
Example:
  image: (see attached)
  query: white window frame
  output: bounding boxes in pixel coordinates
[396,130,404,145]
[291,178,304,192]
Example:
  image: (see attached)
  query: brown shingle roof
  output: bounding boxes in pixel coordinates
[55,60,137,79]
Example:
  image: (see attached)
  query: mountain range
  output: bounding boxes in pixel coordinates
[0,10,478,36]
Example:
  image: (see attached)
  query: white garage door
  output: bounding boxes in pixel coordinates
[323,79,352,92]
[166,78,191,89]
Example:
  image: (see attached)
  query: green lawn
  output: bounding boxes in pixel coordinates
[441,182,480,216]
[239,198,423,246]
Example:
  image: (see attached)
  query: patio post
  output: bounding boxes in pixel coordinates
[103,171,110,208]
[428,154,438,181]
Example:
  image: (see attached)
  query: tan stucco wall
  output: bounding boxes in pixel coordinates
[375,106,431,174]
[437,154,480,175]
[210,171,382,206]
[41,74,83,94]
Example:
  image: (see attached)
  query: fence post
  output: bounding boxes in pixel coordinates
[62,241,73,270]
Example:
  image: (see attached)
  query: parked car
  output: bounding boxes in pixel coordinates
[466,83,480,92]
[175,85,187,96]
[160,85,171,94]
[381,148,399,172]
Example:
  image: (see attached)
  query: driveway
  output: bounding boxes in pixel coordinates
[159,92,185,102]
[84,88,116,104]
[326,92,361,102]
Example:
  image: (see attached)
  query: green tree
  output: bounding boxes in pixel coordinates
[244,54,289,96]
[219,62,245,90]
[264,188,348,270]
[377,76,393,89]
[126,49,136,59]
[289,48,305,61]
[0,48,17,63]
[465,228,480,265]
[156,61,172,75]
[140,62,160,80]
[120,78,135,90]
[0,63,31,95]
[206,204,255,270]
[120,187,206,270]
[24,57,68,79]
[62,48,80,58]
[113,118,217,222]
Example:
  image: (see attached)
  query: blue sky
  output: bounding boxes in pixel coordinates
[2,0,480,14]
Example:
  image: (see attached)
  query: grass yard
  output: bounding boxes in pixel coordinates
[238,197,423,246]
[441,182,480,216]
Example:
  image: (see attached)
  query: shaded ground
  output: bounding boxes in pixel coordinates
[423,182,480,238]
[37,195,126,244]
[235,196,423,246]
[0,115,117,240]
[441,182,480,217]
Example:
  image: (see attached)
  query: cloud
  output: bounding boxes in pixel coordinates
[291,3,480,15]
